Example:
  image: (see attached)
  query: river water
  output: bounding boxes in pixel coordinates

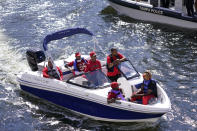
[0,0,196,130]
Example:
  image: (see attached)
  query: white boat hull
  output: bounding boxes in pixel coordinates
[19,29,171,122]
[17,65,171,122]
[18,81,166,122]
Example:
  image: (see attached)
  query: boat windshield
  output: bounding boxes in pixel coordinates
[118,60,140,80]
[67,69,111,89]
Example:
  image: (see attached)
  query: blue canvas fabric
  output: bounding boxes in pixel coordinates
[43,28,93,51]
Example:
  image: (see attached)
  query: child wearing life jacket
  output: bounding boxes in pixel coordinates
[107,82,126,104]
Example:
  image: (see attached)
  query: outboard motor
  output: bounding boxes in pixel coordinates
[26,49,46,71]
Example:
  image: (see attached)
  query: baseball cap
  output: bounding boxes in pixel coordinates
[111,82,120,88]
[75,52,81,57]
[90,51,96,57]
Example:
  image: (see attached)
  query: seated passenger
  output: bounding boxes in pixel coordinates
[131,71,157,105]
[85,51,101,72]
[107,82,125,104]
[43,59,63,80]
[65,52,87,75]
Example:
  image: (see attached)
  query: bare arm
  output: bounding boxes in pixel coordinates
[113,57,126,65]
[120,57,126,62]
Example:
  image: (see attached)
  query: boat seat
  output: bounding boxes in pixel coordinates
[118,77,133,99]
[62,71,73,81]
[73,77,88,86]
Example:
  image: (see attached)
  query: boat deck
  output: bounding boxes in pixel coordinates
[128,0,197,19]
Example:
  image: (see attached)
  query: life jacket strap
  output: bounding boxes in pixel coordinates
[107,54,120,72]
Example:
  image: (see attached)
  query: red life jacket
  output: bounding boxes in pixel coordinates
[107,53,123,77]
[107,54,120,72]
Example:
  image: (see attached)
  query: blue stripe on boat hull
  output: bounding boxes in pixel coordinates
[20,84,163,120]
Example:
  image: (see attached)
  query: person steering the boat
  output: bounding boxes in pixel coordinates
[43,59,63,80]
[65,52,87,75]
[130,71,157,105]
[107,82,125,104]
[85,51,101,72]
[107,48,126,82]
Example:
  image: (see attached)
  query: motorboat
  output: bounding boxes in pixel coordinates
[106,0,197,29]
[17,28,171,122]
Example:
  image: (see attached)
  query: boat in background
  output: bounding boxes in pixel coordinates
[107,0,197,29]
[17,28,171,122]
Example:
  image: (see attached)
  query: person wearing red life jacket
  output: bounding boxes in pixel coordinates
[65,52,87,75]
[107,82,126,104]
[107,48,126,82]
[85,51,101,72]
[43,60,63,80]
[131,71,157,105]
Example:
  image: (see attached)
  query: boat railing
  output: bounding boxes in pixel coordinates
[135,0,153,7]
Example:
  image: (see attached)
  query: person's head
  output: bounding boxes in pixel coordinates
[90,51,96,62]
[75,52,81,61]
[48,60,53,69]
[111,48,118,56]
[143,71,152,81]
[111,82,120,90]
